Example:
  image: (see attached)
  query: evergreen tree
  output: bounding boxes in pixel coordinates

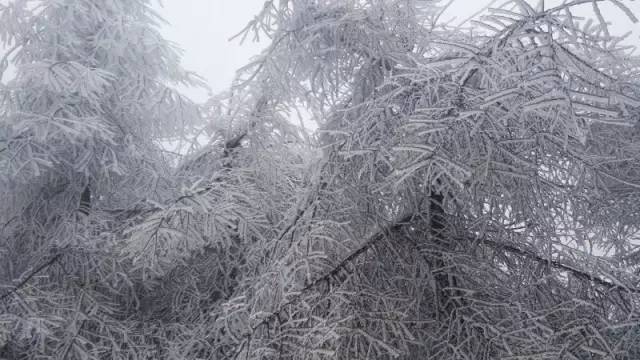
[0,0,203,358]
[206,1,640,359]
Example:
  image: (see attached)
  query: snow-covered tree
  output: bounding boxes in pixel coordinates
[2,0,640,359]
[203,1,640,359]
[0,0,204,358]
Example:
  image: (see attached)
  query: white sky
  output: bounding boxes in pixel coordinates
[156,0,640,103]
[156,0,266,102]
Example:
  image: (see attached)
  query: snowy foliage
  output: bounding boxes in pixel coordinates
[2,0,640,359]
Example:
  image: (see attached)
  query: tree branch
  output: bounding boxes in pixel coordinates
[224,213,414,359]
[225,210,640,357]
[473,236,640,294]
[0,253,62,302]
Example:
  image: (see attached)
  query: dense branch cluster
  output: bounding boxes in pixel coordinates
[2,0,640,359]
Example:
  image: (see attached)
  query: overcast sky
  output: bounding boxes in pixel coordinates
[156,0,266,102]
[155,0,640,103]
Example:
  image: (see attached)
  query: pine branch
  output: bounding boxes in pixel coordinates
[0,253,62,302]
[473,236,640,294]
[103,130,250,220]
[112,97,272,222]
[225,213,414,358]
[225,210,640,357]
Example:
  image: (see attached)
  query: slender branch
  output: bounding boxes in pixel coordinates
[105,128,250,220]
[0,253,62,302]
[473,236,640,293]
[224,214,414,359]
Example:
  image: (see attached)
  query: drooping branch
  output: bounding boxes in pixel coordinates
[107,97,269,221]
[224,213,413,358]
[474,236,640,294]
[0,252,62,302]
[103,128,250,220]
[225,209,640,357]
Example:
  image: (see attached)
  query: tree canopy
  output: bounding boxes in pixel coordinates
[2,0,640,359]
